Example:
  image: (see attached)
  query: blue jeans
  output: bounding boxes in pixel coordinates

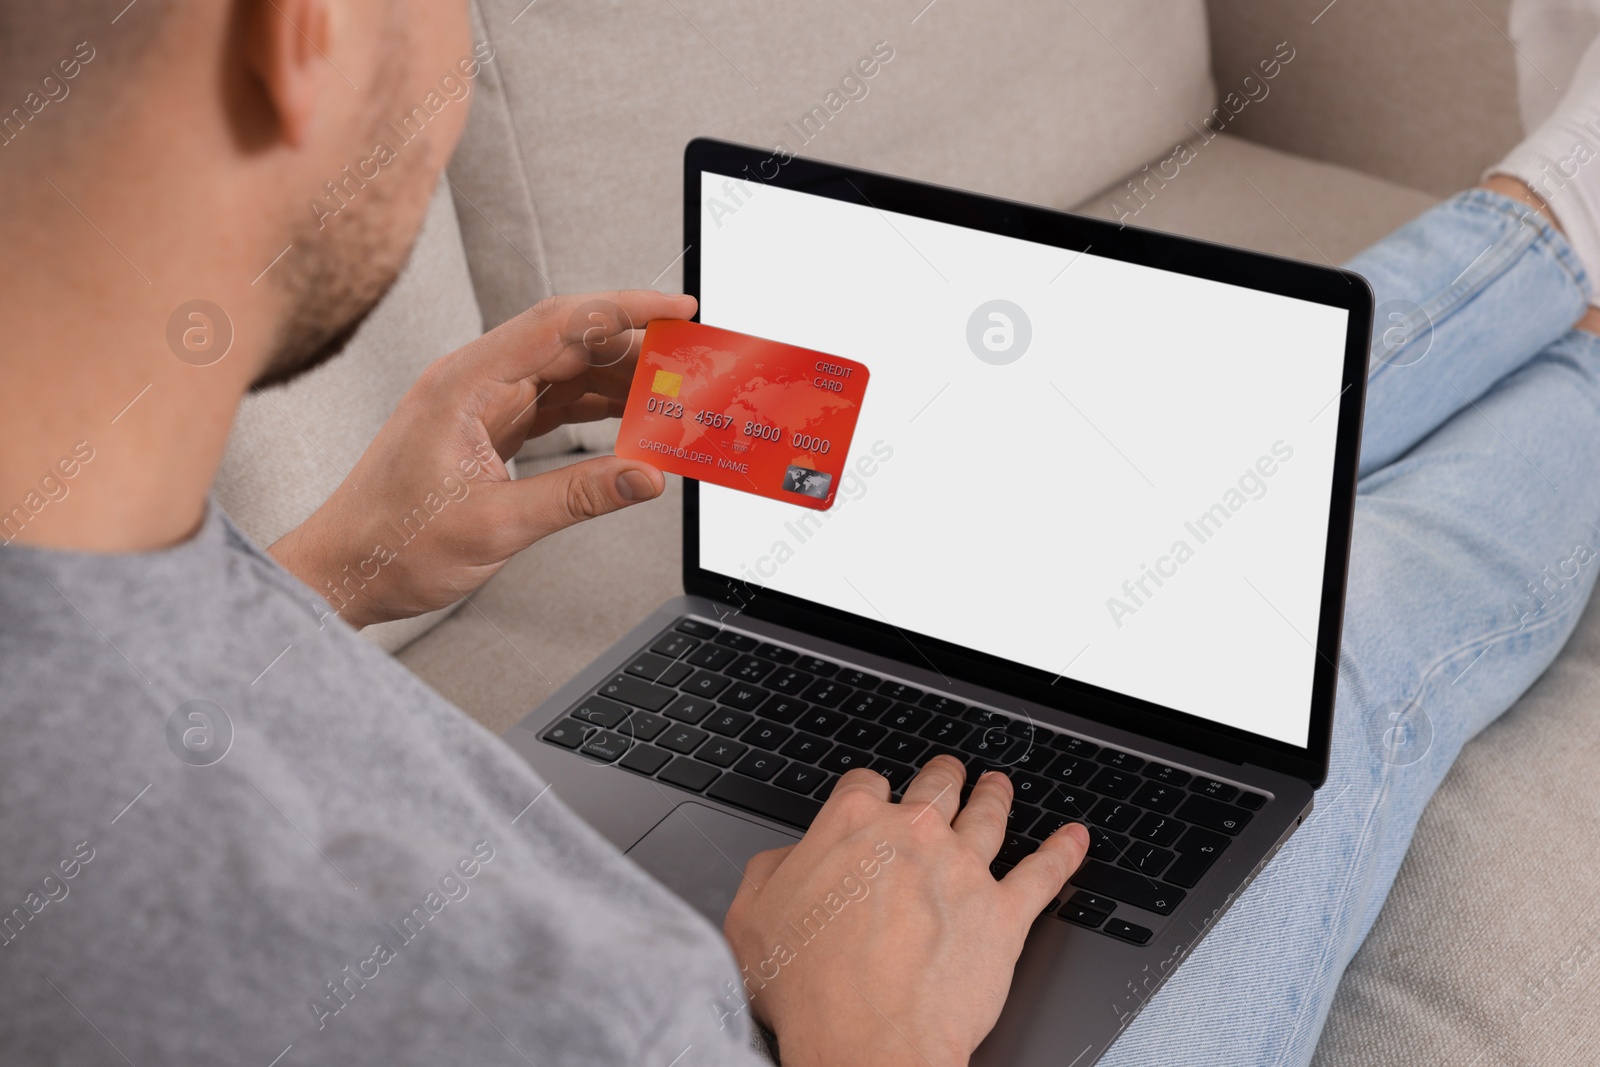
[1100,189,1600,1066]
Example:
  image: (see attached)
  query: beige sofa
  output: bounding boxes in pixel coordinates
[217,0,1600,1060]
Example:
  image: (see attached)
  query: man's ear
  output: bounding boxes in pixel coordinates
[243,0,332,149]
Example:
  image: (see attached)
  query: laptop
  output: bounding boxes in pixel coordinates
[504,137,1371,1064]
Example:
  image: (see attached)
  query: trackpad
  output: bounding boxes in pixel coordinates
[627,803,802,922]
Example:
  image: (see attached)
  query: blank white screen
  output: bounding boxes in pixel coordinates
[696,173,1348,747]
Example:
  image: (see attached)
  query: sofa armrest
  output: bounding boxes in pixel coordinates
[1204,0,1521,196]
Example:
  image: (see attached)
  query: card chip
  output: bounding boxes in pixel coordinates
[651,370,683,397]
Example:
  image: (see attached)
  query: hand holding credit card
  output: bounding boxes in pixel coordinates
[615,320,870,510]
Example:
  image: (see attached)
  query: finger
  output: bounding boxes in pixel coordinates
[491,455,665,550]
[1002,822,1090,914]
[741,843,796,890]
[480,291,696,382]
[825,766,891,806]
[527,394,623,439]
[951,769,1013,858]
[897,754,965,827]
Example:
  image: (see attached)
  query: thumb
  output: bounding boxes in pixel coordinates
[505,455,665,547]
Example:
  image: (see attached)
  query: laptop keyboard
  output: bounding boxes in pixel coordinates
[539,617,1268,947]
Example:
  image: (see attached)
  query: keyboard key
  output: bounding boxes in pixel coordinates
[836,720,888,749]
[729,655,775,683]
[997,832,1038,867]
[1053,735,1100,758]
[922,694,967,715]
[742,721,794,750]
[1007,802,1043,833]
[882,703,934,733]
[721,683,769,712]
[705,709,755,737]
[878,681,924,702]
[772,762,830,795]
[1191,777,1239,802]
[1166,827,1229,888]
[685,644,737,670]
[1129,812,1183,847]
[1011,743,1056,774]
[802,679,852,707]
[757,694,808,723]
[1068,891,1117,915]
[675,618,718,638]
[734,750,787,781]
[767,668,814,696]
[618,743,672,776]
[794,656,837,677]
[650,632,699,659]
[570,696,629,729]
[1089,768,1138,800]
[1029,811,1075,840]
[1176,795,1252,835]
[579,729,631,762]
[659,756,719,792]
[1089,799,1140,833]
[814,773,842,801]
[965,707,1008,728]
[623,711,670,742]
[1130,780,1183,815]
[664,695,716,724]
[1119,841,1175,877]
[707,773,823,829]
[754,642,798,664]
[1098,749,1145,772]
[1143,762,1192,787]
[819,745,873,774]
[842,692,893,720]
[832,669,876,689]
[713,631,760,652]
[1236,791,1267,811]
[659,724,709,755]
[868,757,915,792]
[797,708,848,736]
[1087,828,1128,863]
[697,738,749,768]
[599,675,678,712]
[541,718,591,749]
[1007,771,1054,809]
[875,731,929,764]
[1044,752,1097,787]
[1043,786,1096,818]
[1103,918,1153,945]
[916,712,965,742]
[960,728,1019,762]
[680,670,732,699]
[626,652,693,687]
[1069,860,1185,915]
[1056,902,1108,928]
[779,733,831,765]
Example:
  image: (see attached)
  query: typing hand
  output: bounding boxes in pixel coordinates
[723,755,1090,1067]
[268,290,697,628]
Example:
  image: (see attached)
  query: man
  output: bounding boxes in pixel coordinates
[0,3,1086,1064]
[10,2,1600,1066]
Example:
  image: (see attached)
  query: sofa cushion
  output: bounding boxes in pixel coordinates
[215,180,488,653]
[450,0,1217,316]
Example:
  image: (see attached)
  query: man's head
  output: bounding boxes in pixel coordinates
[0,0,474,388]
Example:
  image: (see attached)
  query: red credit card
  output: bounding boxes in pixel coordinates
[615,320,870,510]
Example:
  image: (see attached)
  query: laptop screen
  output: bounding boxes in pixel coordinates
[693,169,1350,751]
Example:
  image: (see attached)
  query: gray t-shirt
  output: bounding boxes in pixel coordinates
[0,502,763,1065]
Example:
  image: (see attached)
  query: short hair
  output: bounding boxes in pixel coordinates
[0,1,169,142]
